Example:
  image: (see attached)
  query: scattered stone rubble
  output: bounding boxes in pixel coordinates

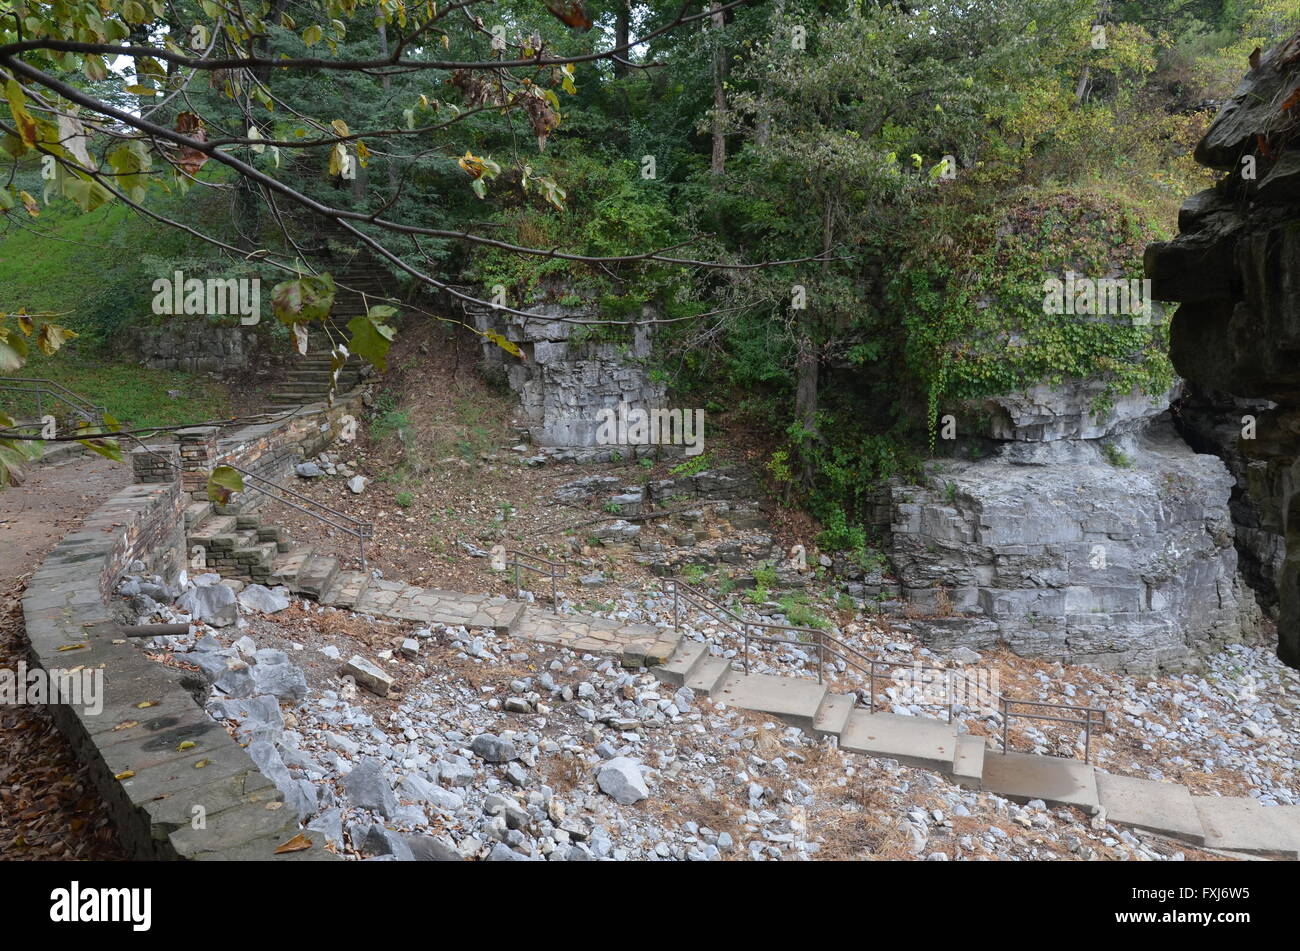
[114,569,1298,860]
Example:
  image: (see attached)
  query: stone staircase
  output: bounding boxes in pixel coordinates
[264,251,400,410]
[647,639,1300,857]
[179,505,1300,857]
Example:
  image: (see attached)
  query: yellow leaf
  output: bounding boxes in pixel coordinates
[114,720,139,731]
[115,770,135,780]
[56,642,86,651]
[137,700,157,708]
[193,759,210,769]
[274,832,314,853]
[19,190,38,217]
[4,80,38,148]
[485,330,523,358]
[177,740,196,751]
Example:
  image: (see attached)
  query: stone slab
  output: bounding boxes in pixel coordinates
[1096,773,1205,845]
[980,750,1099,810]
[839,710,959,771]
[1192,797,1300,858]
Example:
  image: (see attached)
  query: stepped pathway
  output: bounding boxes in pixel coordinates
[184,499,1300,858]
[264,251,398,410]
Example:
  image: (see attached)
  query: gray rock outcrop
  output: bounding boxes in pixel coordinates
[1145,28,1300,668]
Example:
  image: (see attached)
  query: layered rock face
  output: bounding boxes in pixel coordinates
[1146,30,1300,668]
[470,294,666,454]
[889,387,1250,672]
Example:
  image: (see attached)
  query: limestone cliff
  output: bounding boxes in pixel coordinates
[1146,29,1300,668]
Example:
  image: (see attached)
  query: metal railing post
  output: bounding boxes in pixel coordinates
[817,631,824,685]
[1001,697,1009,756]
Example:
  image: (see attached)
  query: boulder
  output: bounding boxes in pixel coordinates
[238,584,291,614]
[177,584,238,628]
[596,757,650,805]
[344,757,398,819]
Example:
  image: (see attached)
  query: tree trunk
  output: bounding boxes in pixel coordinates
[615,0,631,78]
[793,201,834,487]
[376,22,400,196]
[710,3,726,178]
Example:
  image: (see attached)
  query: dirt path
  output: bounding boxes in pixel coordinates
[0,451,131,859]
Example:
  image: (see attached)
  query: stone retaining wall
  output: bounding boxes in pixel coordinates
[126,320,263,373]
[21,403,354,860]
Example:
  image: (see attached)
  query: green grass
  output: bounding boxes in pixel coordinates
[1,186,236,428]
[5,357,234,430]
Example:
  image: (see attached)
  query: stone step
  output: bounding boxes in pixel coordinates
[811,693,855,738]
[1191,796,1300,858]
[839,710,961,773]
[233,541,276,570]
[184,501,214,529]
[268,546,315,588]
[296,553,340,599]
[684,656,733,695]
[712,670,828,731]
[319,569,370,609]
[952,734,986,789]
[1095,773,1204,846]
[653,640,708,687]
[979,750,1099,810]
[187,515,237,544]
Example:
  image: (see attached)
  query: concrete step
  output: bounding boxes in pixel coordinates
[952,734,986,789]
[712,670,828,731]
[296,553,340,599]
[268,546,315,588]
[980,750,1099,810]
[684,656,733,696]
[811,693,855,738]
[1095,773,1205,846]
[1191,796,1300,858]
[651,640,708,687]
[839,710,960,773]
[319,569,370,609]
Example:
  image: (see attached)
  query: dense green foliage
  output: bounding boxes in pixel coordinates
[1,0,1297,519]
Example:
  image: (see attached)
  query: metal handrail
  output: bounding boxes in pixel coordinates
[224,462,373,567]
[1002,697,1108,765]
[0,377,105,428]
[507,549,562,609]
[665,577,1108,761]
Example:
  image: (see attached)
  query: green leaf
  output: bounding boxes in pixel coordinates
[0,328,29,371]
[60,176,113,212]
[271,273,336,324]
[303,24,323,47]
[207,465,243,504]
[346,311,396,372]
[76,437,123,462]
